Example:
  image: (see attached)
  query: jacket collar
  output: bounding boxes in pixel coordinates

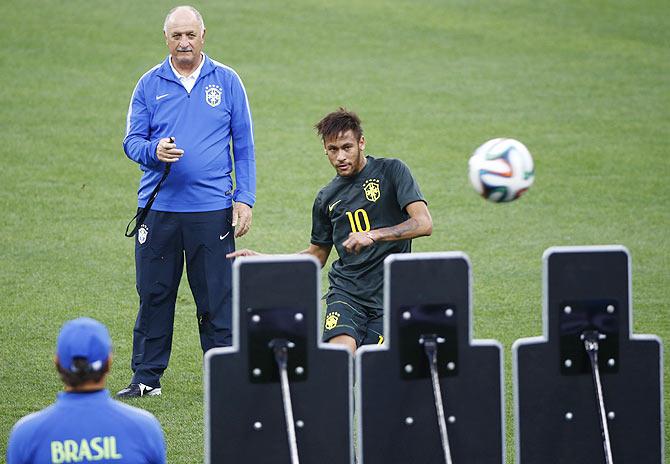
[156,53,215,83]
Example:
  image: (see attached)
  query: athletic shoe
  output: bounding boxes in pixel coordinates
[115,383,161,398]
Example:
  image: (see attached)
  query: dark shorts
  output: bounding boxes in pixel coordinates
[322,293,384,347]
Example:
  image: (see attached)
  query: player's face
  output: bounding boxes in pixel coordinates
[324,130,366,177]
[164,10,205,72]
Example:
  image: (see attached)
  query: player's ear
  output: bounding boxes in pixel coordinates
[201,28,206,42]
[359,135,366,151]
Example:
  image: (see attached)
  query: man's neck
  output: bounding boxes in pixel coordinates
[172,54,203,77]
[64,381,106,392]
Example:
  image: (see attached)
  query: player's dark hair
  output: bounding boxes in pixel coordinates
[57,357,109,388]
[315,108,363,142]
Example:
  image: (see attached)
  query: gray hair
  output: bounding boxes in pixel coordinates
[163,5,205,32]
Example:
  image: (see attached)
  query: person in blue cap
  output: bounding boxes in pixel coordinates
[7,317,167,463]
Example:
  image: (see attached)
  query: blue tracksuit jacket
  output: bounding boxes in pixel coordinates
[123,54,255,212]
[7,390,166,463]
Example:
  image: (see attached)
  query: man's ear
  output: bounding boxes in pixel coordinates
[359,135,366,151]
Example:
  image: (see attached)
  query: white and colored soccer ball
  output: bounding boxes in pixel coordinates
[468,138,535,203]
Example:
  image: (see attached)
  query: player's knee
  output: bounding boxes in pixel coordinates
[328,334,357,354]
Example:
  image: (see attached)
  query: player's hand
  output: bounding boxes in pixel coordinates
[226,249,261,259]
[232,202,253,238]
[342,231,375,254]
[156,137,184,163]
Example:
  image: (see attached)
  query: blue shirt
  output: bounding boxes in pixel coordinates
[7,390,166,464]
[123,54,256,212]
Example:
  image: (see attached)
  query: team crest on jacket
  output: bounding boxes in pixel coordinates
[138,224,149,244]
[205,84,222,107]
[363,178,381,202]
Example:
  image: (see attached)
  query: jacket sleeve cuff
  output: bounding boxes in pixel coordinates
[148,139,161,164]
[232,191,255,207]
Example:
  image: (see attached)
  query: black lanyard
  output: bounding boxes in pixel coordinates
[125,164,171,237]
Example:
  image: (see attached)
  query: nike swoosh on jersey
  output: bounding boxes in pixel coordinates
[219,232,230,240]
[328,200,342,212]
[156,93,170,100]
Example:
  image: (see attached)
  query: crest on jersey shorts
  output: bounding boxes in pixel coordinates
[363,178,380,202]
[138,224,149,244]
[205,84,222,107]
[325,311,340,330]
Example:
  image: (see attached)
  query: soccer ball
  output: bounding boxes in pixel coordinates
[468,138,535,203]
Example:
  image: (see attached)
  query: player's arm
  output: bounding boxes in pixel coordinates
[123,79,164,170]
[298,243,332,268]
[342,201,432,254]
[227,243,332,268]
[230,73,256,238]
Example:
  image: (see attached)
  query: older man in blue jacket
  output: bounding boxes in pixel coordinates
[118,5,255,398]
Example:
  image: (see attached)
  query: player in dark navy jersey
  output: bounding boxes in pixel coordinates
[229,108,432,353]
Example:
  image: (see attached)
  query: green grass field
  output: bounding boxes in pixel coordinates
[1,0,668,462]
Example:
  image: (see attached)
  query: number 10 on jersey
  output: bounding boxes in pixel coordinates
[346,209,370,233]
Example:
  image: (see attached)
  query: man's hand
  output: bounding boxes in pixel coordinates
[232,202,253,238]
[342,231,375,254]
[226,249,261,259]
[156,137,184,163]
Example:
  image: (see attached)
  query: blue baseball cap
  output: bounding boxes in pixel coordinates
[56,318,112,372]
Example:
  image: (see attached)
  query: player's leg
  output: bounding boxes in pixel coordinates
[329,334,357,353]
[128,210,184,391]
[323,293,368,353]
[183,208,234,351]
[361,310,385,346]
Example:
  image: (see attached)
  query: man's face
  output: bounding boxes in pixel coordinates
[324,130,366,177]
[164,10,205,71]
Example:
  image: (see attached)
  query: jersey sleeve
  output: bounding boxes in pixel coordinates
[391,159,426,210]
[6,416,34,464]
[145,415,167,464]
[310,191,333,245]
[229,71,256,207]
[122,76,162,170]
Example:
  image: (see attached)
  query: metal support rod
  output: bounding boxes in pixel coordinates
[582,330,614,464]
[421,335,453,464]
[270,339,300,464]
